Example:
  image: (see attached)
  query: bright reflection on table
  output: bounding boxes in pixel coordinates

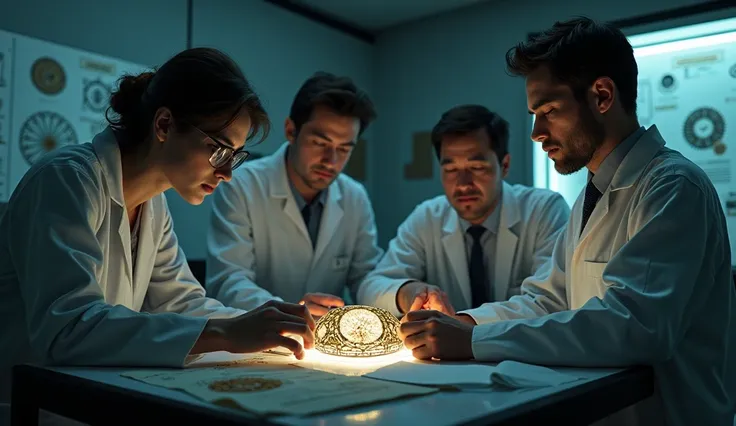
[344,409,382,423]
[297,348,414,376]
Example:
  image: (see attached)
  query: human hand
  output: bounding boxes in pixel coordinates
[399,310,474,360]
[396,281,455,315]
[199,300,316,360]
[299,292,345,318]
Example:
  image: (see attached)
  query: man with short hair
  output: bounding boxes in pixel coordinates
[358,104,569,316]
[206,72,383,318]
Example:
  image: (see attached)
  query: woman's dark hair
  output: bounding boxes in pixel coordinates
[106,47,270,148]
[431,105,509,161]
[289,71,376,136]
[505,17,638,115]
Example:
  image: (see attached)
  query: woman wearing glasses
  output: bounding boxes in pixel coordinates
[0,47,315,423]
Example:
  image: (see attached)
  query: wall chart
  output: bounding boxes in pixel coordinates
[0,29,146,202]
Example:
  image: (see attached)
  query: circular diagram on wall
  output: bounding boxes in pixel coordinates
[659,73,677,93]
[83,78,111,113]
[683,107,725,150]
[30,57,66,95]
[730,63,736,78]
[19,111,78,165]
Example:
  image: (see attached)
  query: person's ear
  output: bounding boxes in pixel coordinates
[500,154,510,178]
[590,77,615,115]
[153,107,174,143]
[285,118,297,145]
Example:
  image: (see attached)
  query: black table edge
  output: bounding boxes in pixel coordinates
[469,365,655,426]
[11,364,275,426]
[11,363,654,426]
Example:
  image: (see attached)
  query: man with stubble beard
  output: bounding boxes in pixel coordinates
[206,72,383,319]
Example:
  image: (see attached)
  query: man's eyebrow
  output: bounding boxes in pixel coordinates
[311,129,332,142]
[529,96,558,113]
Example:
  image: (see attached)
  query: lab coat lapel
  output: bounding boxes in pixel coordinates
[577,126,665,246]
[283,197,311,244]
[441,212,472,307]
[117,210,133,283]
[132,201,154,294]
[313,184,343,263]
[92,128,133,284]
[494,182,519,302]
[578,190,610,244]
[268,143,312,245]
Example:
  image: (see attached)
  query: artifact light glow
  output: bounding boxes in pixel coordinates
[314,305,403,358]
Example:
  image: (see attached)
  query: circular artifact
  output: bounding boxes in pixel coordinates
[315,305,402,357]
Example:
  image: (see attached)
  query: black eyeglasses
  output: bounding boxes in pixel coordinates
[187,122,250,170]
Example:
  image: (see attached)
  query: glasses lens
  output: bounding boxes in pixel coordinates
[231,151,250,170]
[210,148,230,169]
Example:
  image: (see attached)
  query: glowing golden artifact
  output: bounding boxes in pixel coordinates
[315,305,402,357]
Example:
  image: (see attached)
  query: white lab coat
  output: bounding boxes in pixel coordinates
[358,182,570,316]
[461,126,736,426]
[206,142,384,311]
[0,128,244,414]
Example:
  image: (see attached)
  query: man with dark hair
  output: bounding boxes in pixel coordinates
[398,17,735,426]
[358,105,569,317]
[206,72,383,318]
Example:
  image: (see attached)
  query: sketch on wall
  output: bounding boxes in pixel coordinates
[0,29,147,202]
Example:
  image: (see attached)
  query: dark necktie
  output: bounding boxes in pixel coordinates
[301,204,315,247]
[467,225,488,308]
[301,204,311,226]
[581,177,602,235]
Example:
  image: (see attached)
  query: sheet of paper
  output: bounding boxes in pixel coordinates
[365,361,496,387]
[121,363,437,416]
[185,351,298,368]
[365,360,587,389]
[489,360,585,388]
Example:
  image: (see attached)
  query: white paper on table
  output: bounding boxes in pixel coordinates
[121,363,438,416]
[365,361,496,387]
[490,361,585,388]
[365,360,586,389]
[185,351,298,368]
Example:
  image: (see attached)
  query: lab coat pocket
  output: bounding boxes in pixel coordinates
[332,255,349,271]
[572,261,610,308]
[584,261,610,286]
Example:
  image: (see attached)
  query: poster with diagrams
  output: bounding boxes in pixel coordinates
[633,18,736,253]
[0,34,12,202]
[0,29,147,202]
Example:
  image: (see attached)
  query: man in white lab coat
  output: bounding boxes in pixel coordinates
[398,17,736,426]
[206,72,383,317]
[358,105,569,316]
